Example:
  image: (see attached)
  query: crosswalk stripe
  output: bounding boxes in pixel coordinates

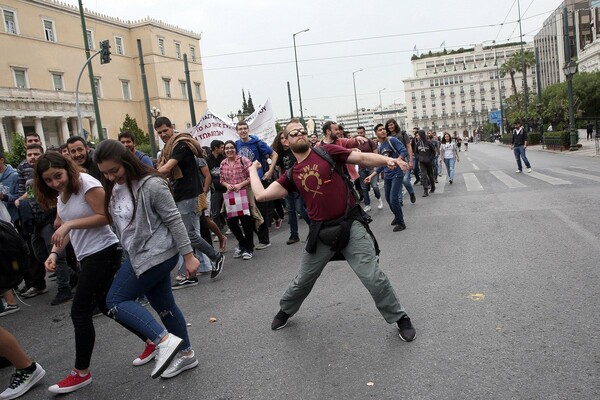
[472,164,480,170]
[463,173,483,191]
[490,170,527,188]
[547,168,600,183]
[527,171,572,185]
[436,179,446,193]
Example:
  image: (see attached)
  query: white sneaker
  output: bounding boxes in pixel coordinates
[1,363,45,398]
[151,334,184,379]
[242,251,254,260]
[527,168,532,173]
[233,247,243,258]
[377,198,383,210]
[255,242,271,250]
[516,170,522,173]
[161,350,198,379]
[363,205,371,212]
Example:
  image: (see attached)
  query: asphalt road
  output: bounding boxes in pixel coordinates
[2,142,600,399]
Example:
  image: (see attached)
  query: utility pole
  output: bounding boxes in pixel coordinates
[517,0,528,117]
[137,39,158,157]
[78,0,103,141]
[183,53,196,126]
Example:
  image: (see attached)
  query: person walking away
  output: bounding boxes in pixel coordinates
[250,119,416,341]
[95,139,200,380]
[355,126,383,212]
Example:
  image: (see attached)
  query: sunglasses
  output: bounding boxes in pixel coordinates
[288,128,308,137]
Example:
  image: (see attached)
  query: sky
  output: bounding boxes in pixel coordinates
[64,0,558,120]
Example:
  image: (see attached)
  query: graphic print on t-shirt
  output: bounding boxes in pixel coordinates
[298,164,324,198]
[238,147,256,163]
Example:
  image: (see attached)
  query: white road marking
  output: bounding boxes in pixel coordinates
[552,210,600,251]
[472,164,480,170]
[463,173,483,191]
[547,168,600,183]
[436,179,446,193]
[527,171,572,185]
[490,170,527,188]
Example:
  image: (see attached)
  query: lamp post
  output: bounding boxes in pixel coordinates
[227,112,236,123]
[293,29,309,125]
[378,88,386,123]
[151,106,161,120]
[352,69,363,128]
[563,60,578,151]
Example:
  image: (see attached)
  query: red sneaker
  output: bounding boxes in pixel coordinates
[133,342,157,366]
[48,370,92,394]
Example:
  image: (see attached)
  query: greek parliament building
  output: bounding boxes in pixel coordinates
[402,42,535,133]
[0,0,207,152]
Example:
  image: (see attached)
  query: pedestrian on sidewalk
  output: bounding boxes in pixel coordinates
[511,121,532,173]
[34,152,149,395]
[95,139,200,380]
[440,132,460,184]
[251,118,416,342]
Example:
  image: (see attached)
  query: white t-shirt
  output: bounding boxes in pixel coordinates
[441,142,456,159]
[111,181,136,253]
[57,173,118,260]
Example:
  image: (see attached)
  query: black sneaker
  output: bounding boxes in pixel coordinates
[413,179,420,185]
[449,179,453,184]
[51,289,73,306]
[171,277,199,290]
[393,223,406,232]
[409,192,416,203]
[397,316,416,342]
[211,254,224,279]
[286,236,300,245]
[271,309,291,330]
[390,218,397,226]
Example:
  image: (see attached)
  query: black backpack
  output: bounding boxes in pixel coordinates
[0,220,28,289]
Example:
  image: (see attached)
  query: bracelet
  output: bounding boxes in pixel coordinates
[50,251,59,257]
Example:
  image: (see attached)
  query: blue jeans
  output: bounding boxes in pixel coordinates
[176,197,219,262]
[285,191,310,238]
[443,158,456,181]
[513,145,531,171]
[412,156,420,180]
[107,254,191,350]
[359,168,381,206]
[384,175,405,225]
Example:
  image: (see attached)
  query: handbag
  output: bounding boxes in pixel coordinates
[223,188,251,219]
[196,192,208,213]
[317,225,343,247]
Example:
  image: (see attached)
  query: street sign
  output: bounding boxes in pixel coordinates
[489,110,502,125]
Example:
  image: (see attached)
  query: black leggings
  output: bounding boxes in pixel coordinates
[71,243,146,370]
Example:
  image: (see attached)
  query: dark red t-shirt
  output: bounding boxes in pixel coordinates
[277,144,354,221]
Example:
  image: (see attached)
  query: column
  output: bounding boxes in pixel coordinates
[60,117,70,143]
[13,116,24,136]
[34,117,47,149]
[0,118,7,151]
[89,118,97,141]
[70,117,79,137]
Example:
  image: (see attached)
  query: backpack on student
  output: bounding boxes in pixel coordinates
[0,220,28,289]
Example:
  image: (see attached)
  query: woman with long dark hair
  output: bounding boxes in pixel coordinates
[440,132,460,184]
[94,139,200,380]
[34,152,146,394]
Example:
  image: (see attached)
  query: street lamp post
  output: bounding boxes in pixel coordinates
[352,69,363,128]
[293,29,309,126]
[378,88,386,123]
[151,106,161,120]
[563,61,579,151]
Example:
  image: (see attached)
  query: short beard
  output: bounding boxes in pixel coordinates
[290,140,310,153]
[329,133,338,141]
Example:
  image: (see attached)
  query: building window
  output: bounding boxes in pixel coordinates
[186,122,192,129]
[3,10,17,34]
[42,19,56,42]
[190,46,196,62]
[94,77,102,98]
[115,36,124,55]
[121,80,131,100]
[52,73,64,91]
[194,82,201,100]
[180,81,187,99]
[13,68,27,88]
[86,29,94,49]
[175,42,181,59]
[158,38,165,55]
[163,78,171,98]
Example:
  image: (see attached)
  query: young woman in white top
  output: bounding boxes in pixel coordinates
[34,152,148,395]
[439,132,460,184]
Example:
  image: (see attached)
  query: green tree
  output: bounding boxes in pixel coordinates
[247,91,255,114]
[120,114,151,153]
[242,90,249,114]
[5,133,26,167]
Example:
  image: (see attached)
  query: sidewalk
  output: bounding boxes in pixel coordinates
[494,139,599,158]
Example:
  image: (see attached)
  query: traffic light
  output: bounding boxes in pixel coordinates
[100,40,111,64]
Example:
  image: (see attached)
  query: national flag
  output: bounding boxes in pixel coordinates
[440,40,446,48]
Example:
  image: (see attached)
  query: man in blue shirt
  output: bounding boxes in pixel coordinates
[118,131,154,167]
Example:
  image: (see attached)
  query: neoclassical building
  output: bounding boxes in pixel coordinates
[0,0,207,151]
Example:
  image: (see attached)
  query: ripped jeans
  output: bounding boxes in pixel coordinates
[106,253,191,351]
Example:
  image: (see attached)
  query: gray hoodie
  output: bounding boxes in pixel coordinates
[111,175,192,277]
